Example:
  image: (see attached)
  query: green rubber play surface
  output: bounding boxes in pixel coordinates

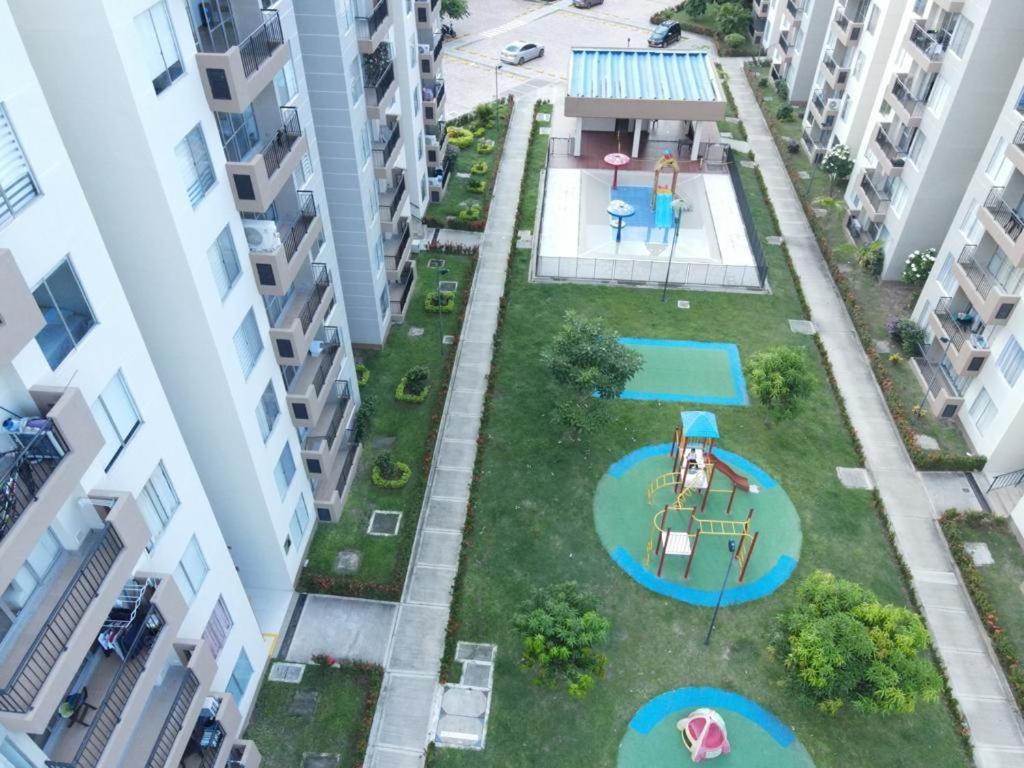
[619,339,748,406]
[594,443,801,605]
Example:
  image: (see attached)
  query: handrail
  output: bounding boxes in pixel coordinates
[786,0,803,16]
[390,264,415,314]
[312,327,342,396]
[1014,122,1024,149]
[335,431,360,492]
[239,11,284,78]
[262,107,301,180]
[934,296,983,353]
[196,720,227,768]
[363,54,395,105]
[860,174,889,211]
[388,222,411,269]
[909,22,951,62]
[984,187,1024,242]
[891,75,925,119]
[0,523,123,713]
[835,0,869,28]
[355,0,389,40]
[283,191,318,262]
[143,669,199,768]
[0,424,68,544]
[956,245,998,300]
[372,123,401,166]
[380,173,407,220]
[778,33,791,53]
[874,127,907,167]
[988,467,1024,493]
[313,381,352,453]
[433,31,443,60]
[299,263,331,333]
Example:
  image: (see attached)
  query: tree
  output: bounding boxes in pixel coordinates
[836,240,885,277]
[441,0,469,20]
[744,346,813,419]
[723,32,746,53]
[771,571,941,715]
[512,582,611,699]
[687,0,709,16]
[821,144,854,194]
[713,2,750,37]
[543,312,643,436]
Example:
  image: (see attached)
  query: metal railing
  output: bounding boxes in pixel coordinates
[890,75,925,119]
[387,222,411,270]
[440,152,455,188]
[0,523,123,713]
[778,33,791,54]
[262,107,302,179]
[363,55,395,105]
[0,425,69,544]
[283,191,319,262]
[860,174,890,214]
[423,78,445,104]
[874,127,908,167]
[786,0,803,17]
[299,263,331,333]
[1014,122,1024,149]
[811,90,826,116]
[835,0,869,30]
[240,11,284,78]
[390,264,415,315]
[956,245,1000,299]
[305,381,352,453]
[984,187,1024,242]
[726,146,769,289]
[823,50,848,84]
[380,173,407,221]
[909,22,951,62]
[312,327,342,396]
[355,0,389,40]
[432,31,443,60]
[934,296,982,353]
[335,430,359,492]
[143,669,199,768]
[195,720,227,768]
[47,605,166,768]
[988,467,1024,493]
[372,123,401,167]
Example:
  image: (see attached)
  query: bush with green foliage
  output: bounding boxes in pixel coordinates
[887,317,926,357]
[687,0,708,15]
[446,126,474,148]
[424,290,455,314]
[902,248,937,286]
[821,144,854,192]
[457,201,483,221]
[723,32,746,53]
[354,394,376,441]
[467,179,486,193]
[396,365,430,403]
[744,346,814,419]
[473,102,495,124]
[371,452,411,488]
[440,0,468,19]
[476,138,495,154]
[713,2,750,36]
[356,362,370,386]
[775,103,794,121]
[771,570,941,715]
[469,160,489,175]
[512,581,610,699]
[837,239,885,277]
[775,79,789,100]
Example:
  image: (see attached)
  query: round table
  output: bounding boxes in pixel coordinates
[607,200,636,243]
[604,152,631,189]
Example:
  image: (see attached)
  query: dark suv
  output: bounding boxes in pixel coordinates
[648,20,681,47]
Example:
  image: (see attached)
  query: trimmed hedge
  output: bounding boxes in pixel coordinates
[371,460,411,489]
[425,291,456,314]
[396,377,430,403]
[356,362,370,386]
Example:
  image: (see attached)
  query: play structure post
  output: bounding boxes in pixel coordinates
[656,527,671,577]
[704,538,738,646]
[683,528,701,579]
[700,461,718,514]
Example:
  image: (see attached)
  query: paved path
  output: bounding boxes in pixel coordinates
[363,96,536,768]
[721,59,1024,768]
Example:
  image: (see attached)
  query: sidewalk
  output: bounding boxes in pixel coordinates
[362,96,536,768]
[721,59,1024,767]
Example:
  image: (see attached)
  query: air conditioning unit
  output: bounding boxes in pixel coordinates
[827,98,841,112]
[243,220,282,252]
[309,340,327,357]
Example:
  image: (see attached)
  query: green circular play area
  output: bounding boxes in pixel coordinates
[619,687,815,767]
[594,413,801,606]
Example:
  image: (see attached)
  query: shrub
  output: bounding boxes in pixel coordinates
[687,0,708,15]
[473,126,487,138]
[512,581,610,699]
[713,2,750,36]
[446,126,474,148]
[475,138,495,154]
[847,240,885,277]
[775,103,794,121]
[473,101,495,124]
[888,353,904,364]
[469,160,489,175]
[775,79,789,100]
[744,346,814,420]
[457,201,482,221]
[467,179,486,193]
[758,76,769,87]
[723,32,746,53]
[888,317,926,357]
[353,394,377,441]
[371,452,411,488]
[310,653,336,666]
[396,366,430,403]
[772,570,941,715]
[821,144,854,191]
[424,290,455,314]
[902,247,937,286]
[356,362,370,386]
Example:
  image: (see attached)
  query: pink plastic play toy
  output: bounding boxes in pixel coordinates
[676,708,731,762]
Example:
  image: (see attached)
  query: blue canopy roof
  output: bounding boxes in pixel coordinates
[568,49,720,102]
[681,411,719,439]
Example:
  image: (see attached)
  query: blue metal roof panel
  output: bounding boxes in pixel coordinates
[568,49,720,102]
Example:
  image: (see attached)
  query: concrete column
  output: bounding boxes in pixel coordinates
[574,118,582,157]
[691,121,704,161]
[631,119,643,158]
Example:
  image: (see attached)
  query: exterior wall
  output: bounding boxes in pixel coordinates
[763,0,834,103]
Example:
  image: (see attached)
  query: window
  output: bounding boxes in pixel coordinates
[202,596,234,659]
[274,442,296,498]
[350,54,363,104]
[174,536,209,603]
[256,381,280,441]
[379,285,389,319]
[866,4,879,34]
[950,15,973,58]
[208,226,241,299]
[374,238,384,272]
[913,0,926,14]
[985,137,1013,186]
[175,124,215,207]
[233,309,264,378]
[227,649,254,706]
[33,257,96,369]
[840,96,851,121]
[293,152,313,189]
[360,122,372,164]
[135,2,183,95]
[968,387,997,433]
[92,372,142,471]
[139,462,179,549]
[0,104,40,226]
[794,27,805,53]
[908,129,926,165]
[889,176,908,217]
[986,249,1024,293]
[852,51,865,79]
[927,75,948,116]
[1,529,61,625]
[274,57,298,104]
[997,337,1024,386]
[288,496,311,551]
[935,252,956,294]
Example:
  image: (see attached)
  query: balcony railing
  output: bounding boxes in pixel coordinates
[143,670,199,768]
[890,75,925,120]
[874,127,908,168]
[387,222,411,270]
[1013,122,1024,150]
[811,89,826,115]
[984,187,1024,243]
[356,0,389,40]
[390,264,414,314]
[835,0,869,29]
[778,33,791,53]
[433,31,443,60]
[283,191,318,262]
[380,173,407,220]
[193,720,227,768]
[441,151,455,187]
[860,174,889,212]
[262,107,302,179]
[786,0,803,16]
[934,297,985,353]
[422,78,445,104]
[823,50,849,84]
[305,381,352,454]
[312,327,342,395]
[240,11,285,78]
[909,23,951,63]
[0,523,123,714]
[299,263,332,333]
[956,245,1009,300]
[335,430,359,493]
[363,52,395,105]
[372,123,401,166]
[0,425,69,545]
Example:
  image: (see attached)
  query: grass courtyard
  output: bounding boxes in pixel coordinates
[426,108,969,766]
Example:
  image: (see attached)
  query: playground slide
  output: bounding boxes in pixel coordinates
[708,449,751,492]
[654,192,674,229]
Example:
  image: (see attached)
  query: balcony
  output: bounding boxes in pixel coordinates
[302,382,354,477]
[363,48,397,120]
[385,219,413,280]
[269,263,335,367]
[929,297,992,376]
[885,74,926,127]
[953,245,1020,325]
[859,174,890,221]
[1008,123,1024,175]
[907,22,950,73]
[0,250,45,366]
[777,32,792,56]
[379,171,408,229]
[180,694,240,768]
[285,326,344,428]
[247,191,323,296]
[429,152,455,203]
[0,388,103,572]
[932,0,965,10]
[784,0,803,23]
[801,129,830,162]
[871,126,909,175]
[313,430,360,522]
[372,122,403,178]
[911,355,964,419]
[42,578,188,768]
[979,187,1024,266]
[754,0,769,19]
[0,495,148,731]
[426,123,448,168]
[822,50,849,89]
[195,10,290,113]
[227,740,263,768]
[227,108,308,214]
[422,79,446,113]
[808,90,837,126]
[389,262,417,324]
[356,0,392,55]
[833,1,868,45]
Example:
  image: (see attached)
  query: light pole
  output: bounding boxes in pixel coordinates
[919,335,951,412]
[494,64,503,130]
[436,266,449,358]
[661,198,687,302]
[704,539,738,646]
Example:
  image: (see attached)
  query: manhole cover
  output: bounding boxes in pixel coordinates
[334,550,362,573]
[408,326,425,337]
[439,280,458,292]
[915,433,939,451]
[788,319,816,335]
[368,510,402,536]
[289,690,320,717]
[268,662,305,683]
[455,642,497,663]
[874,338,892,354]
[301,755,340,768]
[797,170,811,180]
[965,542,994,566]
[535,112,551,123]
[766,236,784,245]
[461,661,492,688]
[443,335,455,345]
[676,300,690,310]
[427,258,446,268]
[836,467,873,490]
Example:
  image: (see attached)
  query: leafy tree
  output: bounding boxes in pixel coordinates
[543,312,643,437]
[821,144,854,194]
[775,103,794,121]
[713,2,750,36]
[771,571,942,715]
[836,240,885,277]
[403,365,429,394]
[441,0,469,20]
[744,346,814,420]
[512,582,610,699]
[687,0,709,16]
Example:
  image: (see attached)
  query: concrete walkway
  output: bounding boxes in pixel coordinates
[363,96,536,768]
[721,59,1024,767]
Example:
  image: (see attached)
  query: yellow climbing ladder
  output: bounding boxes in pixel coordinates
[694,517,750,537]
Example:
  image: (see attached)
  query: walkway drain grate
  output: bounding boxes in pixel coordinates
[434,643,497,750]
[443,335,455,345]
[428,258,446,268]
[268,662,306,684]
[676,300,690,310]
[368,510,402,536]
[439,280,458,292]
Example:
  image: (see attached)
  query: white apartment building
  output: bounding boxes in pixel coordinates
[762,0,834,103]
[844,0,1024,279]
[911,58,1024,499]
[0,5,266,765]
[8,0,364,636]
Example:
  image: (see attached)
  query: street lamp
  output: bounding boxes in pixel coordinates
[661,197,688,302]
[704,539,738,646]
[919,335,951,412]
[436,266,449,358]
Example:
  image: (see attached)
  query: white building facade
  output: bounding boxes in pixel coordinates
[762,0,835,103]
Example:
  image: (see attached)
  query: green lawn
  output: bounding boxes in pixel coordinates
[245,664,379,767]
[745,63,972,461]
[427,115,968,765]
[300,250,474,598]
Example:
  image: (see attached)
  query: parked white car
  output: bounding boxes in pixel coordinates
[500,41,545,65]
